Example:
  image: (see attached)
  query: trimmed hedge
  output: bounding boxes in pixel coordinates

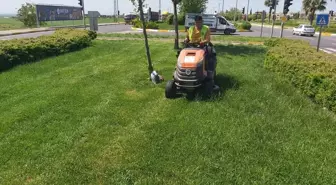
[241,21,252,30]
[236,21,252,30]
[166,14,174,25]
[166,14,185,25]
[0,28,96,71]
[265,39,336,112]
[132,18,159,29]
[316,26,336,33]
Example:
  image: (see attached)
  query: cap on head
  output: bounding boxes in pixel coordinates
[194,15,203,21]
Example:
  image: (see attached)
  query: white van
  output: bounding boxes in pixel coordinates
[185,13,236,35]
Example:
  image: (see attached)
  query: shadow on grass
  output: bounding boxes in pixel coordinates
[216,74,239,92]
[211,33,241,36]
[183,74,239,102]
[215,44,266,56]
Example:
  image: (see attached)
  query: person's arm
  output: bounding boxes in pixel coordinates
[185,29,190,43]
[204,28,211,43]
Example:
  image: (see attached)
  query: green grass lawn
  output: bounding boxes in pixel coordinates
[158,22,186,30]
[1,40,336,184]
[98,33,268,43]
[0,17,123,31]
[0,17,24,30]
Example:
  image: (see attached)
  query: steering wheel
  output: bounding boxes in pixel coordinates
[184,42,208,48]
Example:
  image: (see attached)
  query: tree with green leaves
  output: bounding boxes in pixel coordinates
[16,3,39,27]
[179,0,208,15]
[303,0,327,25]
[264,0,279,23]
[221,8,243,21]
[129,0,153,78]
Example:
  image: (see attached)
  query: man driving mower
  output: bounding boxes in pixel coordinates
[185,15,217,88]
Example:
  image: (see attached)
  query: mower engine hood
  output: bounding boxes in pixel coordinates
[178,48,205,69]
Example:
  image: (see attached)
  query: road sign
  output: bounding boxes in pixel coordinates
[316,14,329,26]
[316,14,329,52]
[281,16,287,22]
[262,11,266,21]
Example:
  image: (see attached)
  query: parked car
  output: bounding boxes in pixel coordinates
[124,14,138,25]
[185,13,236,35]
[293,24,315,37]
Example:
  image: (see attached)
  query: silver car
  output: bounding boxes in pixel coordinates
[293,24,315,37]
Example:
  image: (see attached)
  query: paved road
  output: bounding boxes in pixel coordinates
[249,24,336,54]
[1,23,336,55]
[0,31,54,40]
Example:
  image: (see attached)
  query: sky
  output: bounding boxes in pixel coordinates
[0,0,335,15]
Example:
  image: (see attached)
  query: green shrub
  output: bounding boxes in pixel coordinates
[178,14,185,25]
[264,39,336,112]
[146,21,159,29]
[166,14,174,25]
[166,14,184,25]
[316,26,336,33]
[0,29,96,72]
[88,30,97,40]
[238,21,252,30]
[264,38,281,47]
[132,18,159,29]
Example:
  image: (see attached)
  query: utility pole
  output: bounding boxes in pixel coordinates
[78,0,85,29]
[271,0,276,38]
[82,0,85,29]
[117,0,119,22]
[222,0,225,13]
[234,0,238,22]
[114,0,119,22]
[159,0,162,21]
[114,0,116,22]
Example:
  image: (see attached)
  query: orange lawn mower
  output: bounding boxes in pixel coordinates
[165,42,219,99]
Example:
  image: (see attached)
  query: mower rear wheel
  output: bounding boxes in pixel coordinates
[165,80,177,99]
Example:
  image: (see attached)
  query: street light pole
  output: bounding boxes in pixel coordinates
[246,0,250,21]
[222,0,224,13]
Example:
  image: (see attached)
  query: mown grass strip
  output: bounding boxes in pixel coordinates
[0,40,335,184]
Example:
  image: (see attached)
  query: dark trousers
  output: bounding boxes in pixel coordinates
[204,46,217,72]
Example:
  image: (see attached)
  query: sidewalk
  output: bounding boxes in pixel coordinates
[131,27,251,33]
[251,23,289,29]
[0,27,53,36]
[0,23,123,37]
[131,27,186,33]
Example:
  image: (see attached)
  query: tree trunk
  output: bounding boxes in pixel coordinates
[138,0,153,77]
[268,7,272,23]
[309,12,315,25]
[173,2,179,49]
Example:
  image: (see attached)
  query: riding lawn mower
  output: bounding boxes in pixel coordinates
[165,42,219,99]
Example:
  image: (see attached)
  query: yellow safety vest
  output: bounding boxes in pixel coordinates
[188,25,209,42]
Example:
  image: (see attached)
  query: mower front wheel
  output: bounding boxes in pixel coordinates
[165,80,177,99]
